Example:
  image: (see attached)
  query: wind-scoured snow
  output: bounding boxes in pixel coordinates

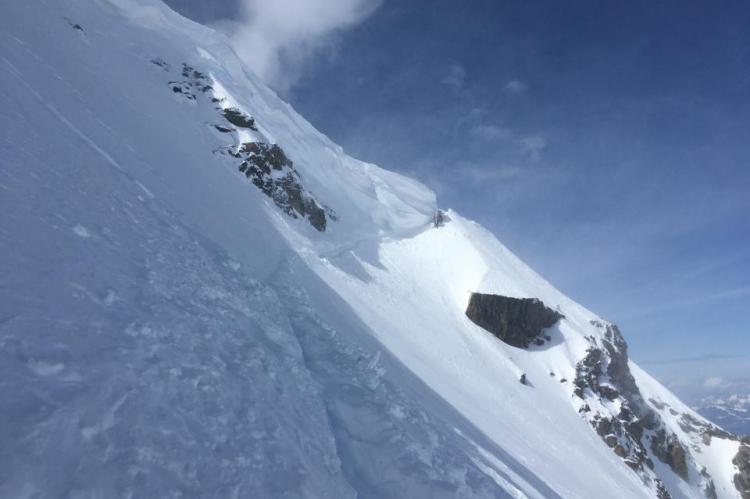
[0,0,744,498]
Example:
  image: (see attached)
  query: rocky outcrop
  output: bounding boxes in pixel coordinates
[677,413,735,443]
[651,430,689,480]
[222,108,257,130]
[65,16,84,32]
[574,321,698,492]
[465,294,563,348]
[168,63,213,101]
[735,444,750,499]
[656,480,672,499]
[576,322,746,497]
[231,142,333,232]
[160,59,334,232]
[701,467,718,499]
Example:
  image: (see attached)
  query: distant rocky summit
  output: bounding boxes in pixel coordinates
[465,293,563,348]
[736,444,750,499]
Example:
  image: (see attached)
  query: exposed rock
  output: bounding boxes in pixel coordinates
[465,294,563,348]
[656,479,673,499]
[734,444,750,499]
[671,441,689,481]
[223,107,257,130]
[234,142,332,232]
[599,384,620,401]
[161,61,334,232]
[167,64,213,101]
[150,57,169,71]
[169,81,196,100]
[651,430,689,481]
[596,418,612,437]
[680,414,736,441]
[649,398,668,411]
[573,320,703,492]
[519,373,528,385]
[614,444,628,458]
[574,324,656,424]
[601,324,641,400]
[65,17,84,32]
[237,142,291,170]
[701,467,718,499]
[213,124,233,133]
[704,480,718,499]
[574,347,603,398]
[679,413,704,434]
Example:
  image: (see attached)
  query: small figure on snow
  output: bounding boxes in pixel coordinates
[433,209,445,228]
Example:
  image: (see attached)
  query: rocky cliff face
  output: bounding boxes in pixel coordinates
[232,142,332,232]
[463,294,747,497]
[735,444,750,499]
[574,320,748,498]
[465,294,563,348]
[164,60,333,232]
[574,322,661,483]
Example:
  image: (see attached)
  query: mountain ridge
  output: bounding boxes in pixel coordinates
[0,0,747,497]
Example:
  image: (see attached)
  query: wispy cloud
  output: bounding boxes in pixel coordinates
[468,124,512,142]
[615,252,750,301]
[639,353,746,365]
[519,135,546,161]
[503,80,527,95]
[443,62,467,89]
[703,376,728,389]
[224,0,381,92]
[620,284,750,319]
[463,163,524,184]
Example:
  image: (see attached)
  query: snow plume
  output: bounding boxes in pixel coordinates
[226,0,380,92]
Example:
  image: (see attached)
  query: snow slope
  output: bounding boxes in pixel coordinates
[0,0,746,497]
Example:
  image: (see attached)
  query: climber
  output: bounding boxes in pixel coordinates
[433,209,445,228]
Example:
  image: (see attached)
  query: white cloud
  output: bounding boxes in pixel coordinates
[703,376,727,389]
[468,124,512,142]
[225,0,381,92]
[503,80,527,95]
[520,135,546,161]
[457,161,524,185]
[443,63,466,88]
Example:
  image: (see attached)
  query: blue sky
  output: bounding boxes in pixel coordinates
[165,0,750,399]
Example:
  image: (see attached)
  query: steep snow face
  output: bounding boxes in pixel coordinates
[0,0,745,498]
[294,213,650,497]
